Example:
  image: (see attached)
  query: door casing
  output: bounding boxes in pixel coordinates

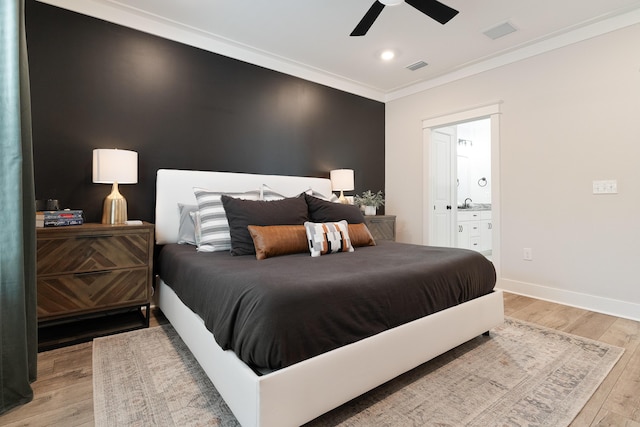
[422,103,502,277]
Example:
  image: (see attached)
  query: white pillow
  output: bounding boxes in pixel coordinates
[260,184,287,201]
[177,203,198,245]
[190,210,202,247]
[260,184,339,203]
[307,188,340,203]
[193,187,260,252]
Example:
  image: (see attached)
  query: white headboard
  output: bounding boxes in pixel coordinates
[155,169,333,244]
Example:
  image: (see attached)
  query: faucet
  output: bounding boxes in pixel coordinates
[464,198,473,208]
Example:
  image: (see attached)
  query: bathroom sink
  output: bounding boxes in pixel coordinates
[458,203,491,211]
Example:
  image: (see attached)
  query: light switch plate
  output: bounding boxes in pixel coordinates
[593,180,618,194]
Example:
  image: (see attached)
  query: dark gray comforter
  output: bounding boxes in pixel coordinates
[158,241,496,371]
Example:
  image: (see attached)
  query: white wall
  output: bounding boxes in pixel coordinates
[386,23,640,320]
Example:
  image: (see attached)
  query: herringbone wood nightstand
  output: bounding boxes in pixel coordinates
[36,222,154,350]
[363,215,396,242]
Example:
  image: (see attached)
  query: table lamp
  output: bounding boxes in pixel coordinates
[92,149,138,224]
[330,169,354,204]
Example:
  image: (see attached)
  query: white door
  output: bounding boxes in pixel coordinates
[428,127,456,247]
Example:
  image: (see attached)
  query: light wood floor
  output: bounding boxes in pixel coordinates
[1,293,639,426]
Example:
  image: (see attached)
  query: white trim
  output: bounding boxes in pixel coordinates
[422,104,502,279]
[498,279,640,322]
[422,102,503,129]
[489,115,501,278]
[422,129,431,246]
[385,7,640,101]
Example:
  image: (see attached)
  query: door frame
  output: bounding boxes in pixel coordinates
[422,103,502,276]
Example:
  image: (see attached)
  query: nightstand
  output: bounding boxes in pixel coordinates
[36,222,154,350]
[364,215,396,242]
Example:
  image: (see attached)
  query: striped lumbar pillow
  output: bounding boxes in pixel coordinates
[304,220,354,257]
[193,188,260,252]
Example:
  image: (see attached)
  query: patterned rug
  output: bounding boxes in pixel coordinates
[93,318,623,426]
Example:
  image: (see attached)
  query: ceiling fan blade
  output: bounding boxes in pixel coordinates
[350,1,386,36]
[405,0,459,24]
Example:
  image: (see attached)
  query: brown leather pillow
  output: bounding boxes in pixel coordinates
[247,225,309,260]
[348,223,376,247]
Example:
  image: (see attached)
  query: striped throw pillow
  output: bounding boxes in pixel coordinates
[304,220,354,257]
[193,188,260,252]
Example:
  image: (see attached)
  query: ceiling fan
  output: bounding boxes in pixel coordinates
[351,0,459,36]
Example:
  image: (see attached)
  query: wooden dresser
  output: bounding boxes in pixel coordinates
[36,222,154,350]
[363,215,396,242]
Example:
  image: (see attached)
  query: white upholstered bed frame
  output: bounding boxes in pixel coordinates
[155,169,505,427]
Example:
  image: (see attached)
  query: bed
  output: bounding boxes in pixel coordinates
[154,169,504,427]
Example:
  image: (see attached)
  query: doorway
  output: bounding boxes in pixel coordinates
[422,104,501,273]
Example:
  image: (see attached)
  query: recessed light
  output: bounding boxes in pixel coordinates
[380,50,395,61]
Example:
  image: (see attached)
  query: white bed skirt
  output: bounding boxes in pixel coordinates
[157,279,504,427]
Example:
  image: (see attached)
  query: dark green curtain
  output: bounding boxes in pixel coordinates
[0,0,38,415]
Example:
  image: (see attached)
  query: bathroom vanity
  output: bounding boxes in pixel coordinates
[457,206,492,255]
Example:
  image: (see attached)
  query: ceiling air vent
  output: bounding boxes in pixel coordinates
[483,21,517,40]
[406,60,428,71]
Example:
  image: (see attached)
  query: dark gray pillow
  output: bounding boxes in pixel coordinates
[304,193,365,224]
[221,195,309,256]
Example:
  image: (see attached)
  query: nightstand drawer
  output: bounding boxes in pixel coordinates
[37,267,149,320]
[363,215,396,242]
[37,231,150,275]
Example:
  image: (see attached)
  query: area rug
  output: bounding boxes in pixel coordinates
[93,318,623,426]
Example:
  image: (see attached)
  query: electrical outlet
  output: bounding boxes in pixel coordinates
[523,248,533,261]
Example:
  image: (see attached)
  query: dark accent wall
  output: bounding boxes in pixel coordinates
[25,1,385,223]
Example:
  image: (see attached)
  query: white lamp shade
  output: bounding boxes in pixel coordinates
[330,169,354,191]
[93,149,138,184]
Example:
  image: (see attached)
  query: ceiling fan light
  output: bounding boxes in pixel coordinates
[380,0,403,6]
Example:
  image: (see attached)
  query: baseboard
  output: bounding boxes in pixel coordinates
[497,278,640,322]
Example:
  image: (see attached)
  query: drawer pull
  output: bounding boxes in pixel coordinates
[74,270,113,277]
[75,234,114,239]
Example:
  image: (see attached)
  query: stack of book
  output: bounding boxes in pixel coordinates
[36,209,84,228]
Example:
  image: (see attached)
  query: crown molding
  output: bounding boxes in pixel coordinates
[384,7,640,102]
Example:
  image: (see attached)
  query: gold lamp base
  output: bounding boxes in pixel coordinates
[339,190,349,204]
[102,182,128,224]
